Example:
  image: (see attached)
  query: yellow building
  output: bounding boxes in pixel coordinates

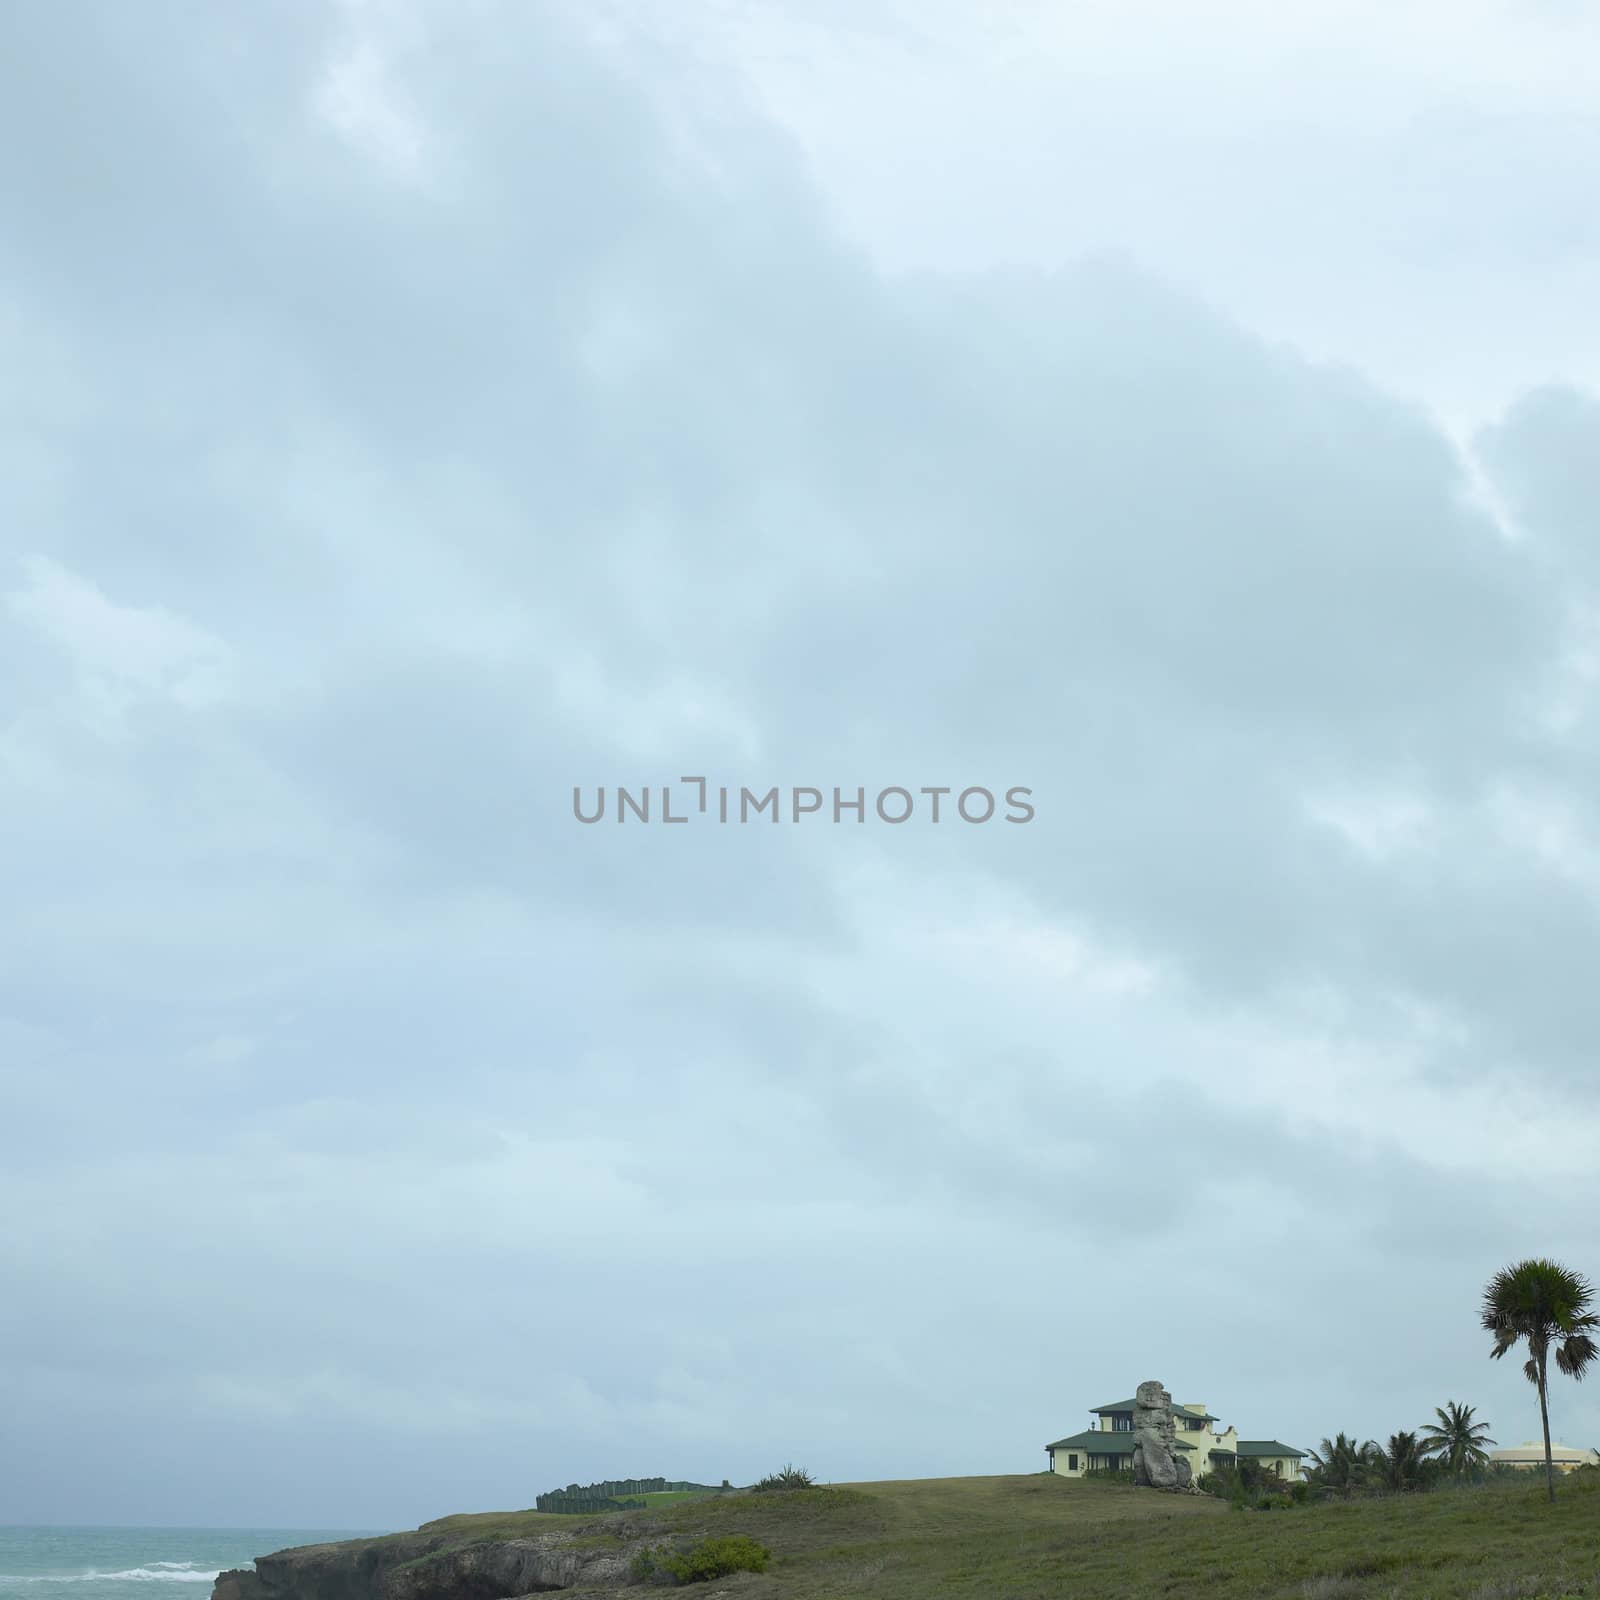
[1046,1395,1304,1482]
[1487,1441,1600,1474]
[1235,1440,1309,1481]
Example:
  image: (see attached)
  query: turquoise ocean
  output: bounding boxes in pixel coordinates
[0,1530,387,1600]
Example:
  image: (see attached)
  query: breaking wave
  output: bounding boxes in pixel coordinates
[0,1572,220,1586]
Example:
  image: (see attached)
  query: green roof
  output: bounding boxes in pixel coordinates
[1235,1440,1306,1458]
[1047,1430,1195,1453]
[1048,1431,1132,1453]
[1091,1399,1216,1422]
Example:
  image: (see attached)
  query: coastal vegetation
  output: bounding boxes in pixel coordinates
[752,1465,816,1493]
[629,1534,771,1586]
[529,1469,815,1520]
[534,1481,727,1516]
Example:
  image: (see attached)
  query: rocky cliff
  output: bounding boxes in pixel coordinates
[211,1525,638,1600]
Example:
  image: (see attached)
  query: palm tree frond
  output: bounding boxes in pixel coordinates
[1555,1333,1598,1380]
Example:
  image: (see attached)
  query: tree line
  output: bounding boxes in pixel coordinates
[1306,1258,1597,1506]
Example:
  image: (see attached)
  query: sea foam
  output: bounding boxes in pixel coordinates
[0,1574,220,1587]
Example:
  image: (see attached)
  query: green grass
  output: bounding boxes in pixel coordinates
[388,1472,1600,1597]
[414,1509,588,1537]
[540,1470,1600,1598]
[411,1491,712,1538]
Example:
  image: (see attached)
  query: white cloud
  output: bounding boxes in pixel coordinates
[612,0,1600,427]
[8,556,233,727]
[312,28,433,181]
[1303,786,1435,862]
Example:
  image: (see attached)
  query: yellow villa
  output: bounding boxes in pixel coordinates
[1045,1395,1307,1483]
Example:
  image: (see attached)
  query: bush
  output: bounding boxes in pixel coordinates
[631,1535,771,1586]
[753,1463,815,1492]
[1204,1463,1307,1512]
[631,1549,668,1586]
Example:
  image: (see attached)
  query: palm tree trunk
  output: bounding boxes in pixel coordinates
[1538,1351,1555,1504]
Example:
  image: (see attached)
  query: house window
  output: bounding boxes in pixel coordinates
[1068,1454,1079,1472]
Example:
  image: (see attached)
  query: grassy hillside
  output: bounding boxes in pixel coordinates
[421,1470,1600,1598]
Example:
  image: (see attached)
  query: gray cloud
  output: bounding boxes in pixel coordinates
[2,0,1599,1530]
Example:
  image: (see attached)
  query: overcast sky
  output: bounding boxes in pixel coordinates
[4,0,1600,1530]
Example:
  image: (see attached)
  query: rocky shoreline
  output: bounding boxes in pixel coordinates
[210,1526,640,1600]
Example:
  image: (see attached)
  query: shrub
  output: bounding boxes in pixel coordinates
[1081,1467,1136,1486]
[1204,1463,1307,1512]
[631,1548,669,1586]
[631,1535,771,1586]
[753,1463,815,1492]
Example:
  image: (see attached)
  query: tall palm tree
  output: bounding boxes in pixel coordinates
[1482,1258,1599,1503]
[1419,1401,1496,1476]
